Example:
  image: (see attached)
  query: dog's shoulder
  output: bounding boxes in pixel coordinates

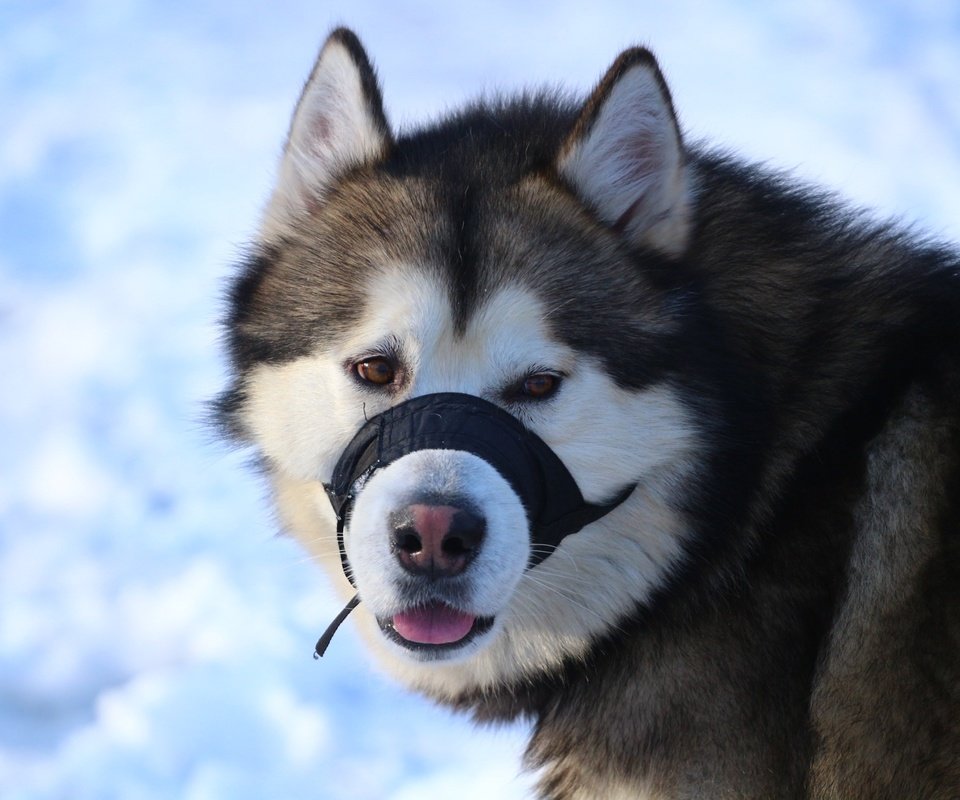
[810,369,960,795]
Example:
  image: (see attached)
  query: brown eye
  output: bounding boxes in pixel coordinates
[355,356,396,386]
[521,372,559,399]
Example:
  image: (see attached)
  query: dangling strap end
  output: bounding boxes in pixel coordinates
[313,593,361,659]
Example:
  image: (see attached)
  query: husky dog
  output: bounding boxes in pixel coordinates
[217,28,960,798]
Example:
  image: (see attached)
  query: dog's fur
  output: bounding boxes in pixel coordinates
[217,28,960,799]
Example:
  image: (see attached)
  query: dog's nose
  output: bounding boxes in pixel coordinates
[389,502,486,578]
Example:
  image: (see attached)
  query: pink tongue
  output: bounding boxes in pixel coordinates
[392,604,476,645]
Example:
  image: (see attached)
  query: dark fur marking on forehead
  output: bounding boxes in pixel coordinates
[446,183,480,334]
[382,94,581,332]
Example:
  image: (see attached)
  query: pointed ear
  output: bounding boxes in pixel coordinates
[263,28,392,234]
[558,49,692,257]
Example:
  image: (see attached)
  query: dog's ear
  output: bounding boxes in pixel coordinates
[558,49,692,257]
[263,28,392,234]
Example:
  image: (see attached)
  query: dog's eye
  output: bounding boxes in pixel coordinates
[520,372,560,400]
[355,356,396,386]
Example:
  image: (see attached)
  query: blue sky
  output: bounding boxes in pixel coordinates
[1,2,958,798]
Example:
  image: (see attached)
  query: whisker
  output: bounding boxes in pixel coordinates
[520,573,617,629]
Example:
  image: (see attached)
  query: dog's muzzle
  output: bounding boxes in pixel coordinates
[313,392,635,657]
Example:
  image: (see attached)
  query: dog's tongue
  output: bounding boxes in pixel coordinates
[392,603,476,645]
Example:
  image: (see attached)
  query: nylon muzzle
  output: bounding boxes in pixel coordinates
[314,391,635,657]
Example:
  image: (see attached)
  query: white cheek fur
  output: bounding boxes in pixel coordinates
[535,373,696,503]
[242,354,359,483]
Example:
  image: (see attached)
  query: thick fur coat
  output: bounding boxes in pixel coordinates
[218,29,960,799]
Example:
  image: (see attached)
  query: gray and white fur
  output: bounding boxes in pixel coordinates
[217,28,960,799]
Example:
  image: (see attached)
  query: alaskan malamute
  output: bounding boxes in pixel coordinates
[217,28,960,798]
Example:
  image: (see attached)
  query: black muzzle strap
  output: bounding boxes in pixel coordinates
[314,392,635,657]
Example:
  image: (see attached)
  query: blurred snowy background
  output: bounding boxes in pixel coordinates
[1,1,958,798]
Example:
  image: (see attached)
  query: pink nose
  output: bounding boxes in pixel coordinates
[389,502,486,578]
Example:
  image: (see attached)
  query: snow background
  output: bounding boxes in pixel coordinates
[1,1,958,798]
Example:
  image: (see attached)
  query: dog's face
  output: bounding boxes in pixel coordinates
[221,30,702,697]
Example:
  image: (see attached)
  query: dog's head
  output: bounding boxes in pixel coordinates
[219,29,702,697]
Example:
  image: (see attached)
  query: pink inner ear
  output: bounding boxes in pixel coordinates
[618,135,662,220]
[560,65,688,251]
[623,111,667,169]
[301,83,346,159]
[307,112,332,151]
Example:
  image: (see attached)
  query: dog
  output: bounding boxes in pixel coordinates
[216,28,960,798]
